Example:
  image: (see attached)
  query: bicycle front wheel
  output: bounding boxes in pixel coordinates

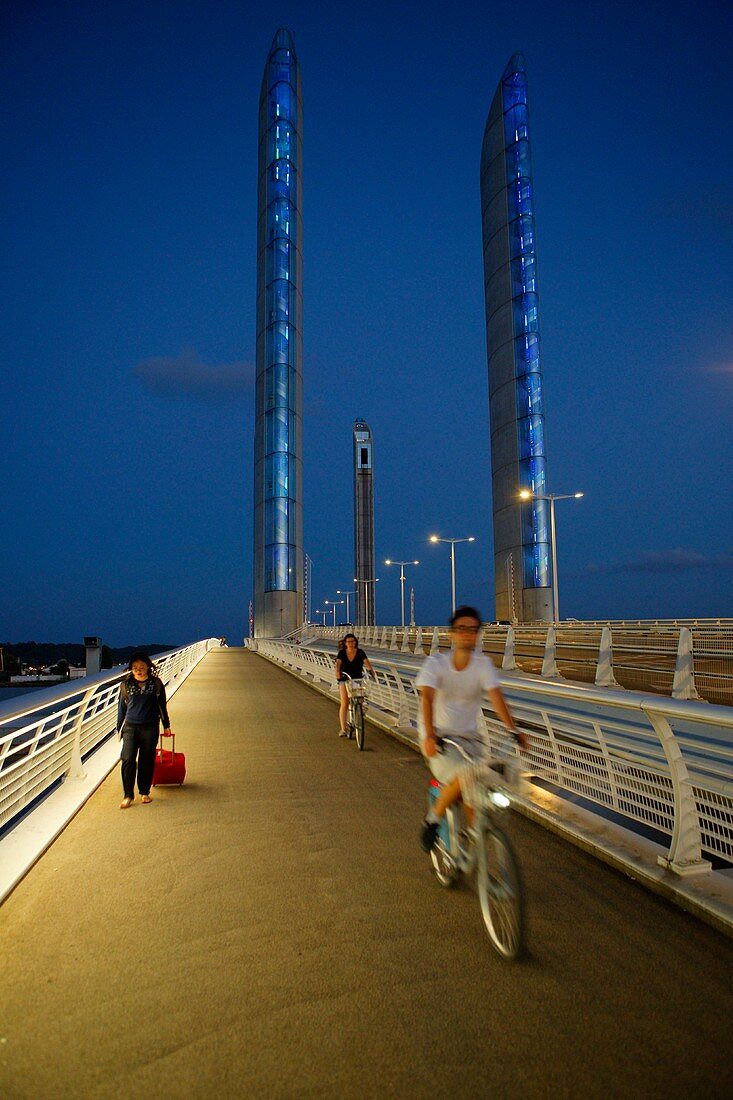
[476,822,524,960]
[355,700,365,750]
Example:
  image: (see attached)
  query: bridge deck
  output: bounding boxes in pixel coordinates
[1,649,731,1098]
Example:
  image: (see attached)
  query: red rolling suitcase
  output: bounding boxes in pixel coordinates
[152,733,186,786]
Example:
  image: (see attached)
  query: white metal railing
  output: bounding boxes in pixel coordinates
[251,639,733,877]
[306,622,733,705]
[0,639,221,834]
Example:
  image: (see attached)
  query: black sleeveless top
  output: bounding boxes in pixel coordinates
[336,647,367,680]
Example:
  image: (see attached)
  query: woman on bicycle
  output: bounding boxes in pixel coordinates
[335,633,375,737]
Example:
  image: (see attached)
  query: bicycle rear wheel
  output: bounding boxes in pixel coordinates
[354,700,365,750]
[476,822,524,959]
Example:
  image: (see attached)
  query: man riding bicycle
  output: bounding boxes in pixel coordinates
[416,606,527,852]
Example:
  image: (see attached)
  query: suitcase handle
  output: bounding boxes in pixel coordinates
[158,733,175,755]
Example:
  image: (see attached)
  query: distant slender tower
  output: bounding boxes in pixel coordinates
[353,419,376,626]
[253,28,304,637]
[480,53,551,623]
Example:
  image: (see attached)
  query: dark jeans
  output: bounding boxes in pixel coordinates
[120,722,159,798]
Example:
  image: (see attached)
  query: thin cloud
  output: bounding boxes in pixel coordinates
[650,189,733,232]
[133,348,255,401]
[583,549,733,575]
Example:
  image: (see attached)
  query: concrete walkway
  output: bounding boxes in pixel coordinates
[1,649,732,1099]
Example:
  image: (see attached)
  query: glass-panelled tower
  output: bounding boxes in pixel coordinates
[353,419,376,626]
[253,28,303,638]
[480,53,551,623]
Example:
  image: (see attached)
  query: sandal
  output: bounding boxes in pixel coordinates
[141,794,152,804]
[120,797,134,809]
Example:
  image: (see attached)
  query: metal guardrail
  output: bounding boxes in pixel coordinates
[306,622,733,706]
[251,639,733,876]
[0,639,221,834]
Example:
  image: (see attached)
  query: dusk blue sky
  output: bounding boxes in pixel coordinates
[2,0,732,646]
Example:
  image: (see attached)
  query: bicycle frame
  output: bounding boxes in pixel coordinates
[428,736,524,959]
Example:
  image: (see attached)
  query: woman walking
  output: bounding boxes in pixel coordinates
[117,652,172,808]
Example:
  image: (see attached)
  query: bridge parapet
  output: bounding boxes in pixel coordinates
[307,622,733,705]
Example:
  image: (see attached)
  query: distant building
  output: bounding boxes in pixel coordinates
[480,53,552,623]
[353,419,376,626]
[253,28,304,637]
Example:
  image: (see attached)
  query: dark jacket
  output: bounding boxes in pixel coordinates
[117,675,170,731]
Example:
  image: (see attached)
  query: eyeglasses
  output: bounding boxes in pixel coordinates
[452,625,481,634]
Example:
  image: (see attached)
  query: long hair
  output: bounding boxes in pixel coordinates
[126,651,160,678]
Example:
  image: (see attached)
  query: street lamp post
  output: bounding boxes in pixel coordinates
[428,535,476,614]
[384,559,419,629]
[354,577,379,626]
[519,489,584,623]
[314,609,326,626]
[336,589,356,624]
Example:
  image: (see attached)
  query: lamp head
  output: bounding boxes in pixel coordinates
[574,492,584,499]
[429,535,439,543]
[519,490,531,501]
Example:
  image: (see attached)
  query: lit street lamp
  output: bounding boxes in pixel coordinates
[384,559,419,629]
[314,608,326,626]
[324,598,345,627]
[519,489,584,623]
[336,588,356,624]
[428,535,476,614]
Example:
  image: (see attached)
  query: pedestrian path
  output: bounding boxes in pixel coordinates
[1,649,731,1098]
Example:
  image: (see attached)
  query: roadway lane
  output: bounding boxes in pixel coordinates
[0,648,731,1099]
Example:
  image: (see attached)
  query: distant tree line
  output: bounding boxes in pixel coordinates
[0,642,178,679]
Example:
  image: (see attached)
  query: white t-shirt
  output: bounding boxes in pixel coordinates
[415,651,500,751]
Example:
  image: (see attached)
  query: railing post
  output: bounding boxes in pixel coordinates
[66,684,99,781]
[381,627,388,647]
[389,665,411,728]
[502,626,517,671]
[541,627,560,678]
[672,628,700,700]
[401,628,411,653]
[390,628,398,651]
[414,627,424,655]
[644,707,711,875]
[595,627,619,687]
[430,627,440,655]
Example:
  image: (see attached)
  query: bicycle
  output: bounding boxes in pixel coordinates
[427,737,524,960]
[343,674,368,750]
